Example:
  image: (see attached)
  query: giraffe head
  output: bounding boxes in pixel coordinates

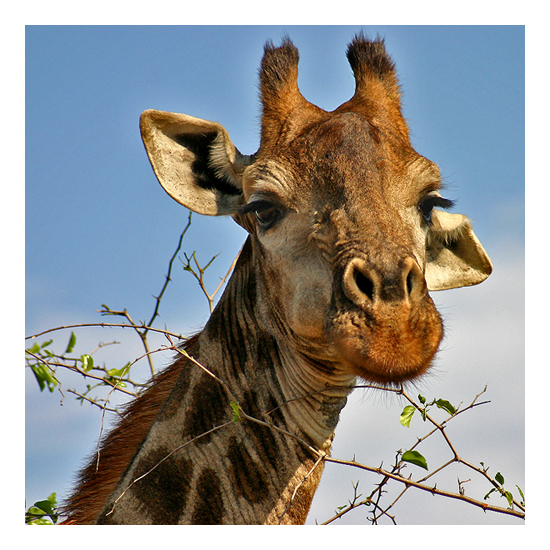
[139,35,492,385]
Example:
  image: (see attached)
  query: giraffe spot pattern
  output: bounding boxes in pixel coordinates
[129,446,194,524]
[191,468,225,524]
[183,373,230,444]
[227,436,269,503]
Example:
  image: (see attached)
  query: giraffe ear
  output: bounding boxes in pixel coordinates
[140,109,253,216]
[425,210,493,291]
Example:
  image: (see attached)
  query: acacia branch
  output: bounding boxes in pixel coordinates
[181,247,239,314]
[324,457,525,520]
[66,389,119,413]
[25,350,139,398]
[26,322,185,342]
[147,212,193,328]
[398,385,525,514]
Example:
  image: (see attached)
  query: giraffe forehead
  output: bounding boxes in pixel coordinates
[245,111,435,213]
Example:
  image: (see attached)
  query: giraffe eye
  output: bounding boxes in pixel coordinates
[418,194,454,224]
[255,206,280,228]
[240,200,285,230]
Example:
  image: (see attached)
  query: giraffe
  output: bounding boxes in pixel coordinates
[62,34,492,524]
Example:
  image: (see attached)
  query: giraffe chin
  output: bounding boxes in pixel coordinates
[332,325,442,385]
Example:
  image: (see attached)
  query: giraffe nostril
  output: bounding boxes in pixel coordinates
[354,269,375,301]
[403,257,427,302]
[406,269,415,297]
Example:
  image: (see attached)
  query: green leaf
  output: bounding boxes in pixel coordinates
[516,485,525,504]
[230,401,242,422]
[65,331,77,354]
[104,363,130,387]
[107,365,129,379]
[80,354,94,372]
[33,499,55,517]
[400,406,416,427]
[435,399,456,415]
[27,342,41,355]
[26,493,58,524]
[418,394,426,404]
[495,472,505,486]
[401,450,428,470]
[26,506,54,525]
[30,365,46,392]
[504,490,514,507]
[30,364,57,393]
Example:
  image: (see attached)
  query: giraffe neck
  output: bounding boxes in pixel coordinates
[96,237,356,524]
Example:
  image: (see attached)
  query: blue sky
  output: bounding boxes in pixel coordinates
[25,25,524,526]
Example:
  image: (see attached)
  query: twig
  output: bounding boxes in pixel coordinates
[26,322,185,342]
[399,385,525,513]
[66,389,118,413]
[25,350,138,398]
[147,212,193,328]
[182,246,240,313]
[324,457,525,519]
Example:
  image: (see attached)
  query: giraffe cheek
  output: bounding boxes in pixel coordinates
[287,280,331,340]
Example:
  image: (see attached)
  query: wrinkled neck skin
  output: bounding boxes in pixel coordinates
[205,238,356,452]
[274,342,356,450]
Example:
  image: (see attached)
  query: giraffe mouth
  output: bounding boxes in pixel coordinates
[328,301,444,384]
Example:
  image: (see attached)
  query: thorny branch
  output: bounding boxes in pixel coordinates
[148,212,194,329]
[320,385,524,524]
[323,457,525,521]
[182,248,240,314]
[26,322,185,344]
